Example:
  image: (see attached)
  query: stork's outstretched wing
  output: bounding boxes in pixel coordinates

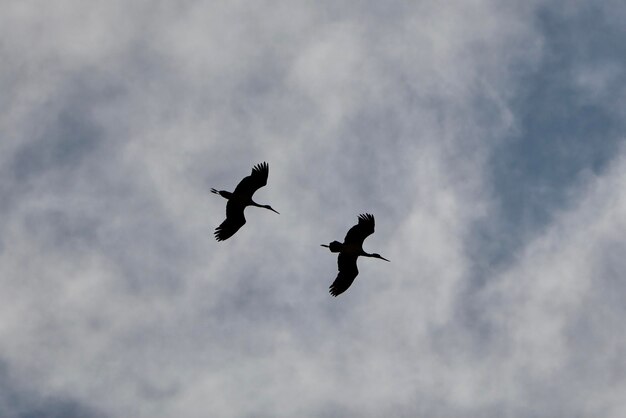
[214,200,246,241]
[329,253,359,297]
[343,213,375,246]
[232,162,269,199]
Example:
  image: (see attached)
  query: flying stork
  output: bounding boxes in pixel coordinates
[211,162,279,241]
[322,213,389,296]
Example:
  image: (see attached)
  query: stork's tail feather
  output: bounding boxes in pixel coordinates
[211,189,233,199]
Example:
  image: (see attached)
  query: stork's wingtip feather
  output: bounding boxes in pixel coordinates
[358,213,375,222]
[329,285,342,297]
[252,161,269,174]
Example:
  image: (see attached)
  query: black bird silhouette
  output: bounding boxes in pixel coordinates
[322,213,389,296]
[211,162,279,241]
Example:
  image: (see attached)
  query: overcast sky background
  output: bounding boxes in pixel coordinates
[1,1,626,417]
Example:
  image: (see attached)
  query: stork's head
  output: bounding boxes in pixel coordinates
[372,253,390,262]
[262,205,279,214]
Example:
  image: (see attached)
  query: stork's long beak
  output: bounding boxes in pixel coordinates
[380,256,390,262]
[261,204,279,214]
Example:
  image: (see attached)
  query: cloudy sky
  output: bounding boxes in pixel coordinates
[1,1,626,417]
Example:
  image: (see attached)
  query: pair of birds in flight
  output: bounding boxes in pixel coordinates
[211,162,390,296]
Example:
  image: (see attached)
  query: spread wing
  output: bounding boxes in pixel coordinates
[329,253,359,297]
[232,162,269,200]
[343,213,375,246]
[214,199,246,241]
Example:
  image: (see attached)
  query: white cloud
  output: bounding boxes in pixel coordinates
[1,1,625,417]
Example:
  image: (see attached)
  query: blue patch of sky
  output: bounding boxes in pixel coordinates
[476,4,626,271]
[456,4,626,334]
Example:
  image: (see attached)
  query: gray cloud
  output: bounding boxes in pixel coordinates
[1,1,625,417]
[0,360,103,418]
